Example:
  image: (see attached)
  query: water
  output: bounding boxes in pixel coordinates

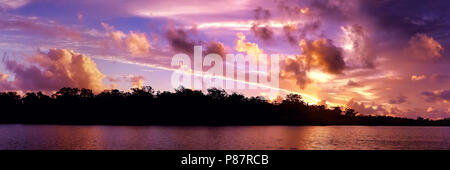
[0,125,449,150]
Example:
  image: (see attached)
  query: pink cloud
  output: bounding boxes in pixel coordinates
[101,22,151,56]
[4,49,106,93]
[407,33,443,61]
[0,15,80,39]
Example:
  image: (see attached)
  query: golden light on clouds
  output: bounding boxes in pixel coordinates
[299,7,310,14]
[235,32,264,56]
[195,21,302,30]
[350,86,376,100]
[0,73,8,81]
[307,70,333,83]
[411,75,426,81]
[408,33,444,60]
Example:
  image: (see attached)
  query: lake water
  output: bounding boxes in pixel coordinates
[0,125,449,150]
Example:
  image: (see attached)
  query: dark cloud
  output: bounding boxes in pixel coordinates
[205,41,226,58]
[0,73,14,90]
[281,38,345,89]
[309,0,357,21]
[251,25,273,41]
[360,0,450,38]
[283,21,322,46]
[251,7,273,41]
[283,25,298,45]
[389,95,407,104]
[281,57,311,89]
[346,98,398,116]
[406,33,443,61]
[346,80,362,87]
[430,74,449,83]
[107,75,145,88]
[253,6,271,21]
[3,49,106,92]
[164,25,198,54]
[298,21,322,39]
[342,24,377,68]
[0,14,80,39]
[301,38,346,74]
[276,0,322,45]
[421,90,450,102]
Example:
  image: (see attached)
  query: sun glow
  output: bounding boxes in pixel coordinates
[307,70,333,83]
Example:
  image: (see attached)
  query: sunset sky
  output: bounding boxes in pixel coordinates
[0,0,449,119]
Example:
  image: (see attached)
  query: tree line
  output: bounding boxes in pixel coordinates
[0,86,449,126]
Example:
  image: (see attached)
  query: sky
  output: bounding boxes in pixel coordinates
[0,0,449,119]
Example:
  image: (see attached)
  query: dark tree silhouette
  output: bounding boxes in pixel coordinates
[0,86,449,126]
[345,109,358,117]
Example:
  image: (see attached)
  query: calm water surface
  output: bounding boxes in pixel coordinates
[0,125,449,150]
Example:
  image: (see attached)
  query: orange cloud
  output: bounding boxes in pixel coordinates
[0,15,80,39]
[205,41,226,57]
[5,49,106,93]
[341,24,376,68]
[281,56,311,89]
[101,22,151,56]
[407,33,443,60]
[107,74,145,89]
[0,73,7,82]
[129,75,144,88]
[235,32,264,56]
[299,39,346,74]
[125,31,151,56]
[77,12,83,22]
[411,74,426,81]
[299,7,310,14]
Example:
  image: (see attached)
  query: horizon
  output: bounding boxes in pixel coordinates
[0,0,450,119]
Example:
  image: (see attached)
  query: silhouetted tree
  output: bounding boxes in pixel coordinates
[0,87,448,126]
[345,109,358,117]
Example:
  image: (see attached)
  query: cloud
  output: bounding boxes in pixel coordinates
[300,38,346,74]
[421,90,450,102]
[389,95,407,104]
[125,31,151,56]
[250,7,273,42]
[281,38,345,89]
[430,74,449,83]
[129,75,144,88]
[341,24,376,68]
[309,0,360,21]
[0,73,7,81]
[235,32,264,56]
[346,80,362,87]
[411,74,426,81]
[251,26,273,42]
[407,33,443,60]
[281,57,311,89]
[4,49,106,93]
[0,72,14,90]
[101,22,151,56]
[0,15,80,39]
[276,1,322,45]
[77,12,83,22]
[107,74,145,89]
[0,0,29,9]
[164,24,197,54]
[283,25,298,45]
[288,21,322,44]
[205,41,226,58]
[346,99,400,116]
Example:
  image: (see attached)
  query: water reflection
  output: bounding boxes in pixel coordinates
[0,125,449,150]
